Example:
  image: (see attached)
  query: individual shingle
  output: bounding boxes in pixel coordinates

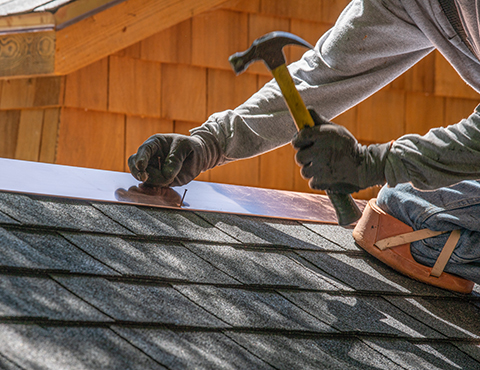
[296,250,456,295]
[226,334,404,370]
[279,292,444,338]
[0,353,22,370]
[364,339,480,370]
[385,297,480,339]
[0,325,166,370]
[113,328,275,370]
[301,222,360,251]
[0,193,132,235]
[53,276,228,327]
[93,203,237,243]
[175,285,337,332]
[196,212,344,250]
[0,276,110,321]
[0,210,19,225]
[61,233,238,283]
[7,230,117,274]
[185,243,339,289]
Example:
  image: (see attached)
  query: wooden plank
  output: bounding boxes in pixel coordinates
[0,30,55,78]
[39,108,60,163]
[161,64,206,122]
[260,0,324,23]
[0,12,54,33]
[113,41,141,58]
[207,68,257,116]
[56,108,125,171]
[259,145,296,190]
[140,19,192,64]
[55,0,229,75]
[33,76,65,107]
[125,115,174,169]
[64,57,108,110]
[108,55,161,117]
[290,20,331,62]
[0,110,21,159]
[405,92,445,136]
[434,52,480,99]
[53,0,122,28]
[444,97,479,126]
[220,0,260,13]
[15,109,44,161]
[357,88,406,143]
[192,9,248,70]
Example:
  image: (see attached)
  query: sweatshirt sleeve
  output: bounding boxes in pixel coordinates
[386,105,480,189]
[191,0,434,165]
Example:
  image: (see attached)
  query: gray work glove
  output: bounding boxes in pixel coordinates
[128,132,220,187]
[292,110,391,194]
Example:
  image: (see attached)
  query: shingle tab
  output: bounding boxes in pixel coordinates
[0,211,18,225]
[278,292,445,338]
[175,285,338,331]
[62,233,238,283]
[301,222,361,251]
[185,242,339,289]
[0,325,167,370]
[53,276,228,327]
[113,328,275,370]
[196,212,345,250]
[226,333,404,370]
[0,193,132,234]
[0,276,110,321]
[94,203,237,243]
[7,230,117,274]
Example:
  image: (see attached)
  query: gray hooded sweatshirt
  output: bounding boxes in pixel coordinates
[191,0,480,190]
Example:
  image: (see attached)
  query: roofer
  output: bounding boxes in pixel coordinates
[129,0,480,286]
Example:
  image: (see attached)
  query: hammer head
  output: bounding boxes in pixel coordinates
[229,31,313,74]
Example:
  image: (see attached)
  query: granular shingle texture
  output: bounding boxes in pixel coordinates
[0,190,479,369]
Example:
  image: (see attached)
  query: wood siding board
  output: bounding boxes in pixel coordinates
[39,107,60,163]
[207,68,257,115]
[140,19,192,65]
[54,0,228,75]
[444,97,479,126]
[15,109,44,161]
[1,78,36,109]
[246,13,290,75]
[220,0,260,13]
[0,110,20,158]
[259,144,295,190]
[434,52,480,99]
[113,41,141,59]
[161,64,206,122]
[108,55,161,117]
[56,108,125,171]
[33,76,64,107]
[125,115,174,167]
[357,88,406,142]
[64,57,108,110]
[320,0,352,23]
[290,20,331,63]
[405,92,445,136]
[192,9,248,71]
[260,0,324,23]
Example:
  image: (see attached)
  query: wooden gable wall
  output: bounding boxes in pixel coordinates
[0,0,479,199]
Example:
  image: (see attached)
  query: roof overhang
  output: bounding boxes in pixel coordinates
[0,0,228,79]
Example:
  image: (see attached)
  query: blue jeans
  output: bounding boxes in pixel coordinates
[376,181,480,284]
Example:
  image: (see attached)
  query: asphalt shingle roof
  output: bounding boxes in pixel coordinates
[0,190,479,369]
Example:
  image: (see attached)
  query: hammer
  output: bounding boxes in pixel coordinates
[229,31,362,226]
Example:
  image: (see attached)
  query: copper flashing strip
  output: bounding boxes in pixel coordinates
[0,158,364,223]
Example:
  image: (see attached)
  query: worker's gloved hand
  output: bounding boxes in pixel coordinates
[128,132,220,187]
[292,110,391,194]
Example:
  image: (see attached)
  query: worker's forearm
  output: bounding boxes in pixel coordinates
[386,105,480,189]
